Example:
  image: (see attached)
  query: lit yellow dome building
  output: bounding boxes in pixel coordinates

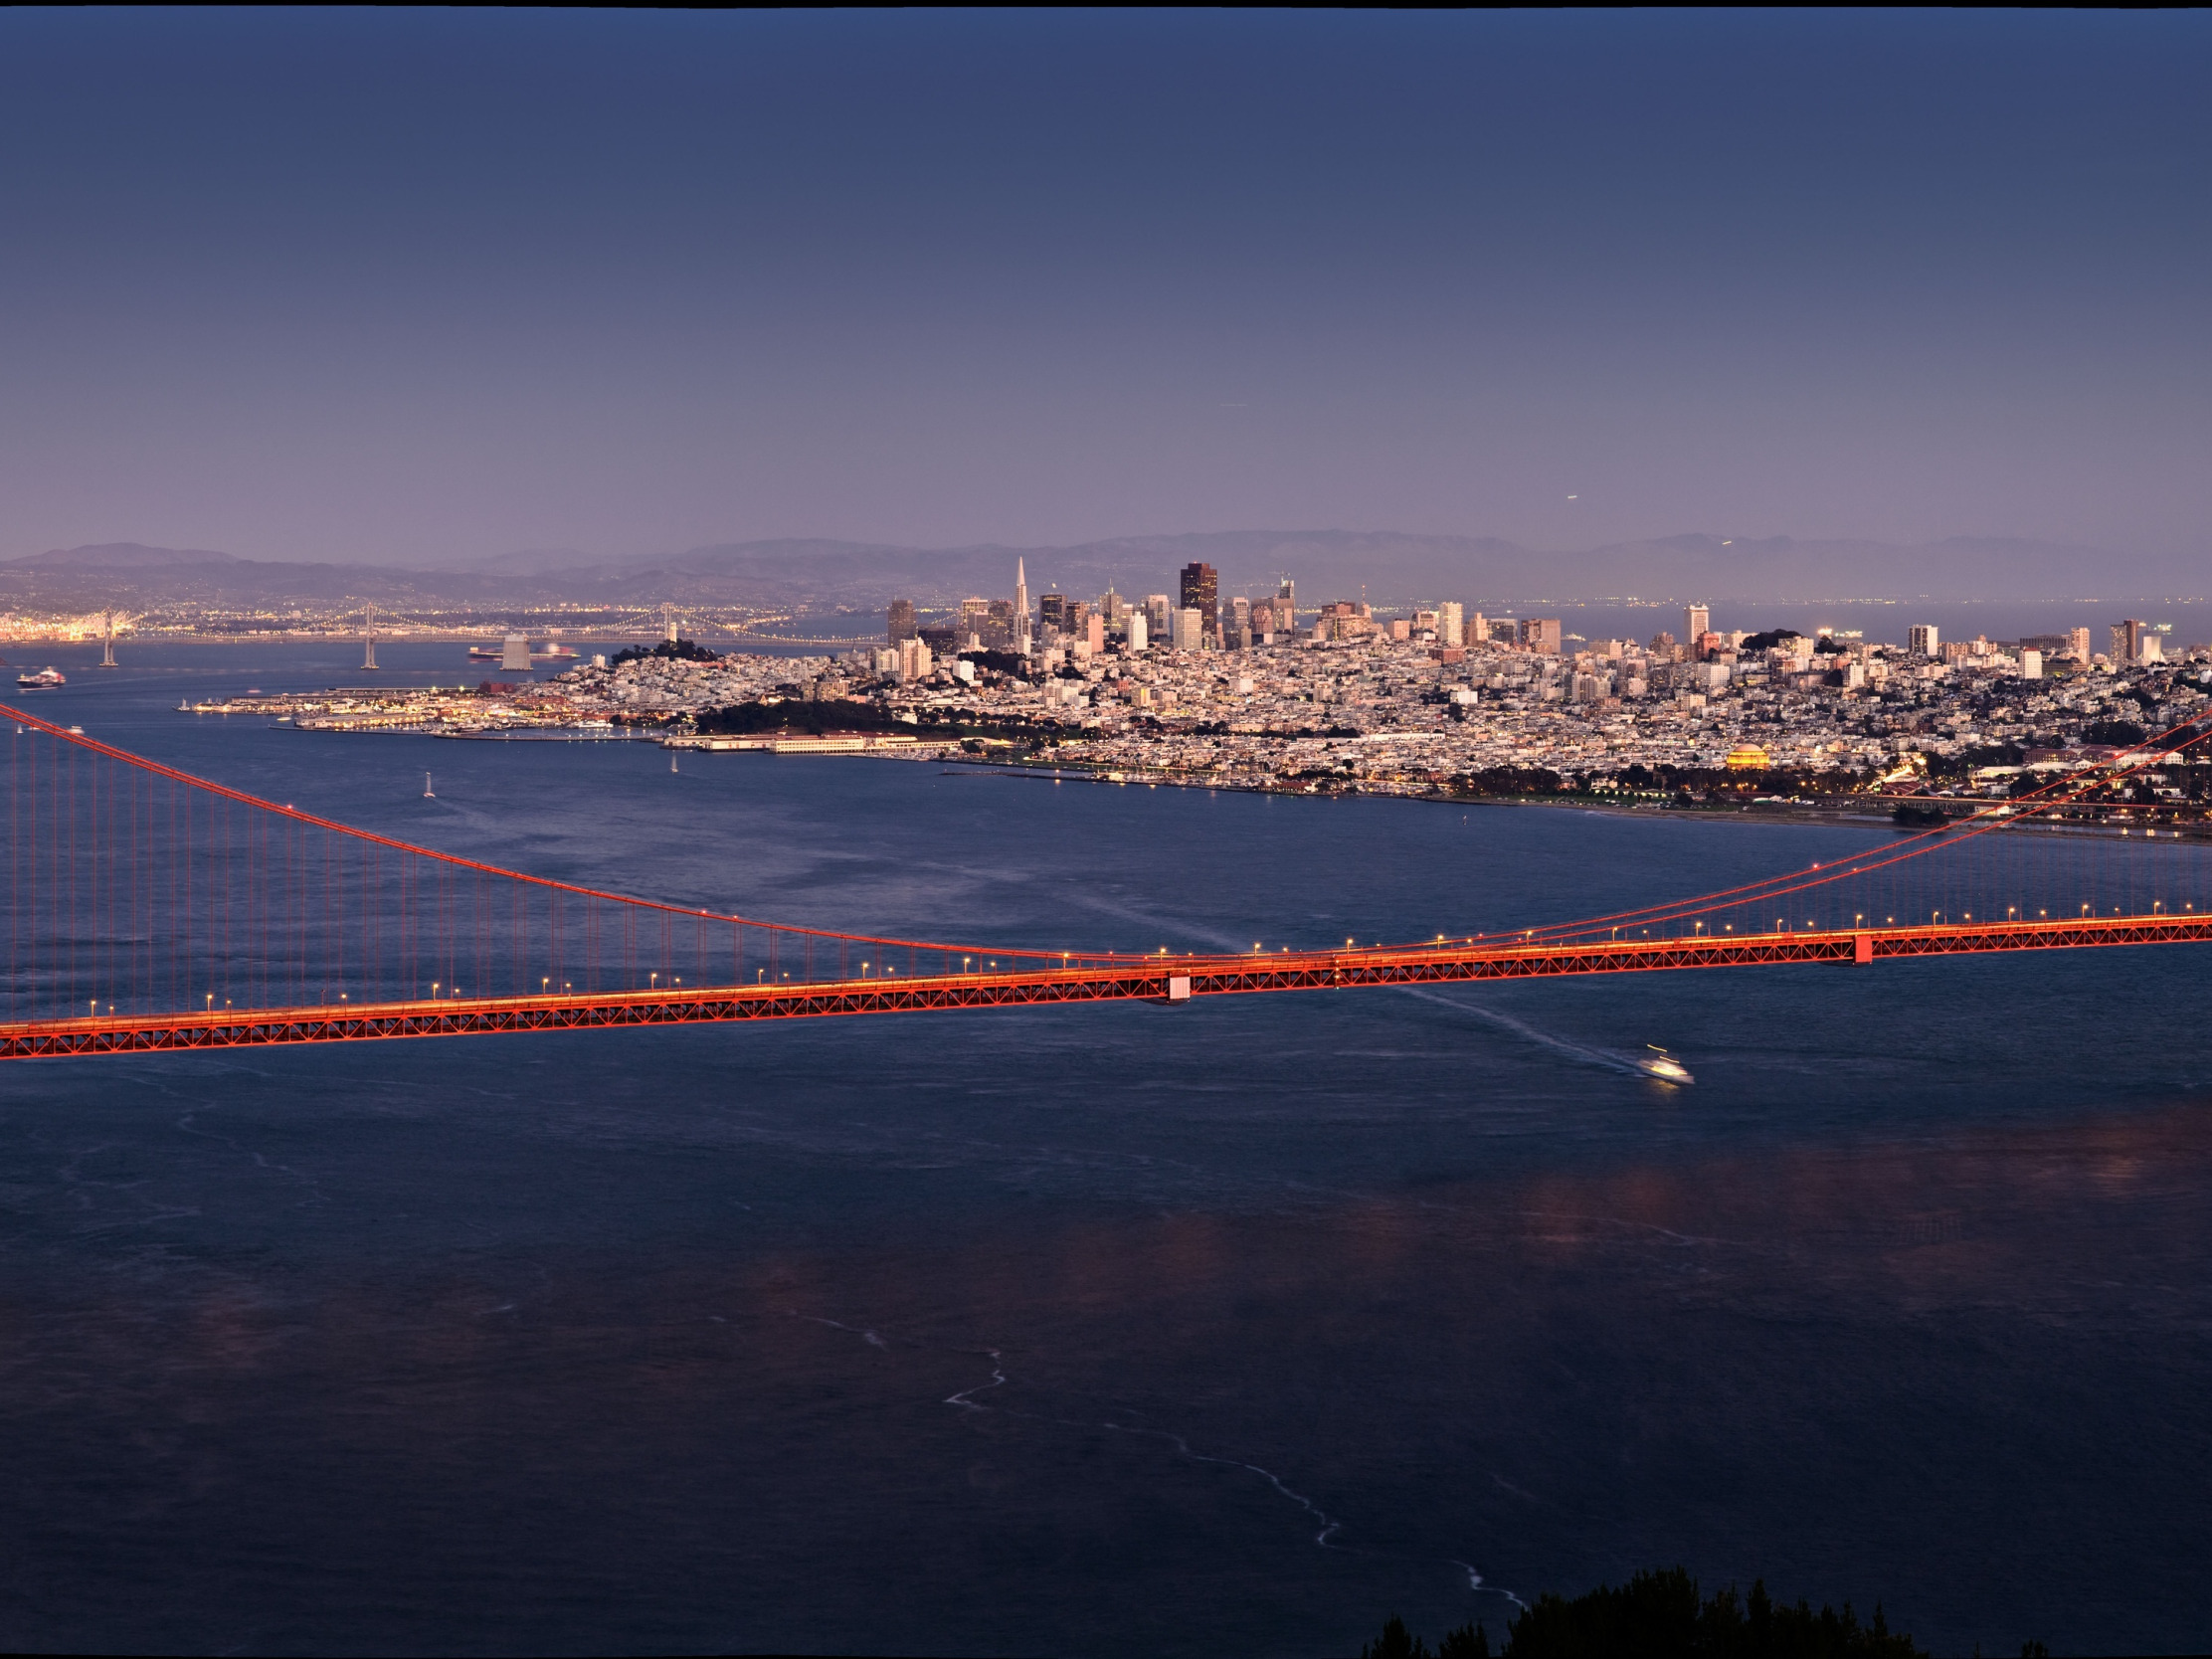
[1725,745,1771,771]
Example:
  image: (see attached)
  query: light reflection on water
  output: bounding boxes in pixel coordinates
[0,644,2207,1656]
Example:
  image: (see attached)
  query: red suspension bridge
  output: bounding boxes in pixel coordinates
[4,706,2210,1061]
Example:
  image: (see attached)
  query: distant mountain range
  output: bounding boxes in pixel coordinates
[4,531,2196,615]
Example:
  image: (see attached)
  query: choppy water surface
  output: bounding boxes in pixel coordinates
[2,644,2209,1656]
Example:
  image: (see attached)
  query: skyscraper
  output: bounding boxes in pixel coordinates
[2113,620,2148,664]
[1908,624,1938,657]
[959,597,990,646]
[1520,617,1563,653]
[1438,602,1464,645]
[1014,558,1032,654]
[1180,562,1218,645]
[1684,604,1711,645]
[888,598,916,644]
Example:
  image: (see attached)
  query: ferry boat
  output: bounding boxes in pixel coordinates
[16,666,65,689]
[1635,1045,1693,1084]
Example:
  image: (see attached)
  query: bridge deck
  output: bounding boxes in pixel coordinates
[4,912,2208,1060]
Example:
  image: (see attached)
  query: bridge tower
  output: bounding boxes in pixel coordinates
[361,603,379,671]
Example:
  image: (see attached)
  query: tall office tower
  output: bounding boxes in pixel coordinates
[1039,593,1068,636]
[1099,590,1127,627]
[2069,626,2092,661]
[1180,562,1219,645]
[1276,577,1296,631]
[1064,599,1090,637]
[1085,614,1105,654]
[1172,608,1203,650]
[1467,612,1488,648]
[888,598,917,644]
[1437,602,1464,645]
[2113,620,2147,664]
[1126,612,1149,651]
[1228,596,1251,647]
[1145,594,1174,641]
[1014,558,1032,653]
[1684,605,1711,646]
[1520,617,1563,654]
[959,597,990,646]
[662,603,680,645]
[1908,624,1939,657]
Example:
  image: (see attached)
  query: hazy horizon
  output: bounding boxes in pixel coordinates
[2,11,2208,575]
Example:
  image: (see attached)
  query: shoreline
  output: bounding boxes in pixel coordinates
[915,755,2211,840]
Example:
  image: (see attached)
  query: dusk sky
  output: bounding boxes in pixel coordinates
[2,10,2207,566]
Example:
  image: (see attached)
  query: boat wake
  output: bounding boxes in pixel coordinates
[1396,988,1691,1084]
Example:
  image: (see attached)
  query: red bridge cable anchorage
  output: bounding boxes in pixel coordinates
[4,708,1140,970]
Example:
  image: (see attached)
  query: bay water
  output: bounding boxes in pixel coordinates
[1,643,2207,1655]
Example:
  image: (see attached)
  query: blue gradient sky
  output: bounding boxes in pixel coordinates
[1,10,2206,565]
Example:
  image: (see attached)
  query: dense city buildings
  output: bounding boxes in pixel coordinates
[198,551,2212,834]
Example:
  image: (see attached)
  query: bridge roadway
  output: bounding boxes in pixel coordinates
[5,910,2209,1060]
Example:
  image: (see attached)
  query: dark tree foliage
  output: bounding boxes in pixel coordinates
[1362,1614,1430,1659]
[1739,628,1807,651]
[1505,1568,1925,1658]
[2082,718,2147,747]
[1922,743,2024,780]
[1892,803,1949,827]
[1457,766,1567,796]
[693,697,1051,745]
[960,648,1031,676]
[1813,636,1850,654]
[608,638,722,666]
[694,698,909,735]
[1364,1568,1934,1659]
